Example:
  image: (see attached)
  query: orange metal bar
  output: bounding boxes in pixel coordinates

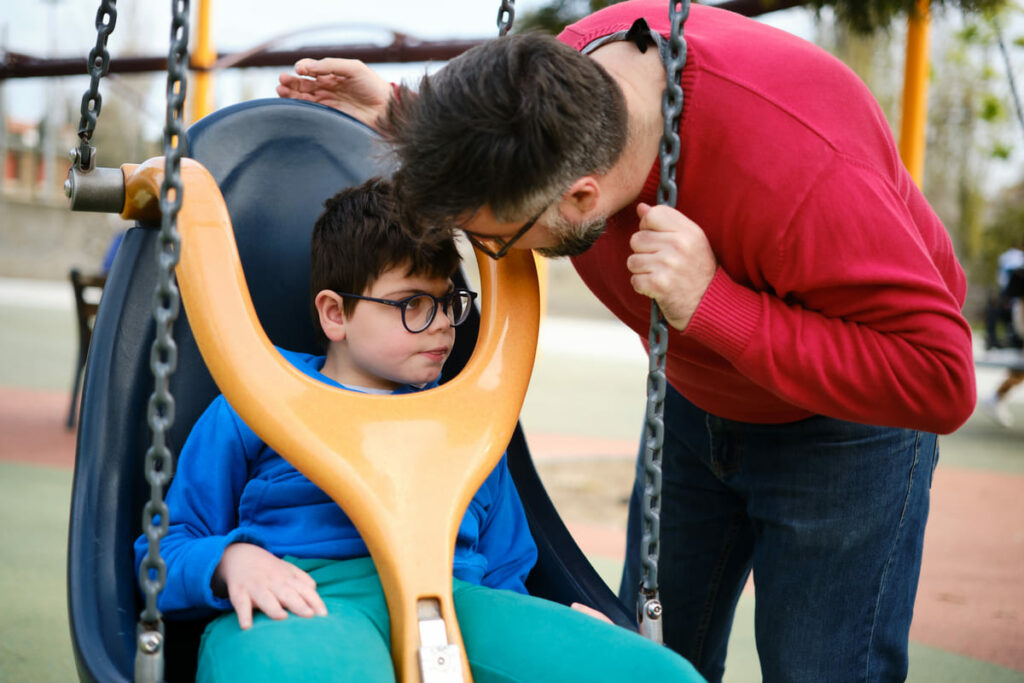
[190,0,216,122]
[119,158,541,682]
[899,0,931,188]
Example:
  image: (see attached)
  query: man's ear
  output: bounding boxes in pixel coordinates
[314,290,347,343]
[559,176,601,221]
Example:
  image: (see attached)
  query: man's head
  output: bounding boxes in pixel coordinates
[384,32,628,255]
[310,177,461,345]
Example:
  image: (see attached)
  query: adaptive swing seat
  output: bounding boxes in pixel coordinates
[68,98,635,682]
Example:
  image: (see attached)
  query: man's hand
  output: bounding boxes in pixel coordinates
[213,542,328,630]
[627,203,718,331]
[276,58,392,131]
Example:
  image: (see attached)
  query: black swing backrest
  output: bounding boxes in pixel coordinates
[67,98,633,683]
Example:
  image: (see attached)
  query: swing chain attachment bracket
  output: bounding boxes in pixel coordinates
[638,594,664,643]
[64,157,125,213]
[416,599,464,683]
[134,624,165,683]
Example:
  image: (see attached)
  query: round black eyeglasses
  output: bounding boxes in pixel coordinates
[334,288,478,333]
[463,206,546,260]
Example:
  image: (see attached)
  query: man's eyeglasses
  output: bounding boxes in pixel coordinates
[463,207,546,261]
[334,288,478,333]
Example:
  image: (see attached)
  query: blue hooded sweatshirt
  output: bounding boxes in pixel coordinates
[133,348,538,619]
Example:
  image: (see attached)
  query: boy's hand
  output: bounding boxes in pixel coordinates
[214,542,328,630]
[276,58,392,132]
[570,602,613,624]
[627,203,718,331]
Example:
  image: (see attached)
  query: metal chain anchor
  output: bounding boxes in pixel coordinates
[637,0,689,644]
[136,1,190,681]
[73,0,118,172]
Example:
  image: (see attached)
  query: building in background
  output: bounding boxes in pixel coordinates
[2,116,74,202]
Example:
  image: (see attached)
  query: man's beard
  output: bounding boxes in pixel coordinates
[534,213,608,259]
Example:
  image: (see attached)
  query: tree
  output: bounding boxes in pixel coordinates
[515,0,623,34]
[809,0,1007,34]
[923,10,1023,286]
[981,179,1024,281]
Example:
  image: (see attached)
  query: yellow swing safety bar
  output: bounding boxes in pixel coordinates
[118,156,541,683]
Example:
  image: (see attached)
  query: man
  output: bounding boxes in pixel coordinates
[278,2,975,680]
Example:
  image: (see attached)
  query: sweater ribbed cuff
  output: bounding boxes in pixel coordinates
[683,267,761,361]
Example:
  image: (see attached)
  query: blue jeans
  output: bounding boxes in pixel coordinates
[620,385,938,683]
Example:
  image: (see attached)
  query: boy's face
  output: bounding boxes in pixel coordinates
[336,265,456,391]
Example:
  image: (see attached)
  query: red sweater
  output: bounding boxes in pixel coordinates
[559,2,975,433]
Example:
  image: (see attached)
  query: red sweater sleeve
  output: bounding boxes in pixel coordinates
[683,157,975,434]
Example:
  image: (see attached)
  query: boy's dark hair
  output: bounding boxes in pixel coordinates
[310,177,461,344]
[383,32,628,233]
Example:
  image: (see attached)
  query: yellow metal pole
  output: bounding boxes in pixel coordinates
[898,0,931,188]
[190,0,216,122]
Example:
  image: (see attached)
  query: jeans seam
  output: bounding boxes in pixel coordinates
[864,430,921,682]
[689,411,729,667]
[691,513,744,667]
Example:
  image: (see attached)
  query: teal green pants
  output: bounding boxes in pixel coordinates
[197,557,703,682]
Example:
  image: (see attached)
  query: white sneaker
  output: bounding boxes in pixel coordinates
[983,393,1014,428]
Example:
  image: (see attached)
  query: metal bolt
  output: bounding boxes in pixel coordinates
[645,601,663,619]
[64,178,73,198]
[138,631,163,654]
[68,147,79,162]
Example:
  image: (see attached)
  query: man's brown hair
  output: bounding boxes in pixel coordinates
[384,32,628,233]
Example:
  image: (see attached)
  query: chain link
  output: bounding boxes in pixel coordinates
[74,0,118,171]
[638,0,689,642]
[496,0,516,36]
[137,2,190,677]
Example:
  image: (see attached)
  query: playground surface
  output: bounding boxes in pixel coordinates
[1,275,1022,682]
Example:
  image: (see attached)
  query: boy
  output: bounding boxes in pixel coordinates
[135,178,701,681]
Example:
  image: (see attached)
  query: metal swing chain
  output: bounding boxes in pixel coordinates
[637,0,689,644]
[496,0,516,36]
[73,0,118,172]
[136,1,190,681]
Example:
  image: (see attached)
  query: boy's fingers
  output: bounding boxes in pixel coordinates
[291,568,328,616]
[570,602,613,624]
[252,588,289,621]
[232,593,254,630]
[278,587,315,618]
[304,586,328,617]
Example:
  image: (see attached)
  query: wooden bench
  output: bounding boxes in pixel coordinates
[68,269,107,429]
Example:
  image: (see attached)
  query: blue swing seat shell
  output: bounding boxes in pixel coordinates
[67,98,635,683]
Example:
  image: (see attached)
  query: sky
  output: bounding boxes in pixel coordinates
[0,0,815,127]
[1,0,1019,188]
